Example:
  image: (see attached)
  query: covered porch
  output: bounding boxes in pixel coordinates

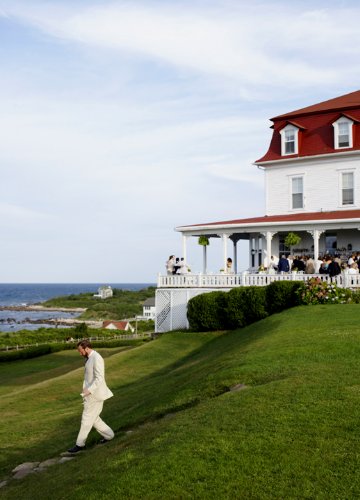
[174,209,360,276]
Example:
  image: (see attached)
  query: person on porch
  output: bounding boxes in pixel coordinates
[226,258,233,273]
[166,255,175,275]
[278,255,290,273]
[305,256,315,274]
[328,257,341,279]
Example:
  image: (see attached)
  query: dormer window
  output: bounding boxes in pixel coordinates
[280,124,299,156]
[333,117,353,149]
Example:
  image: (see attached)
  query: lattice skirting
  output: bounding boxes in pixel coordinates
[155,288,230,333]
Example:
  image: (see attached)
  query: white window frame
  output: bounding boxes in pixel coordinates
[280,124,299,156]
[339,170,355,207]
[333,117,353,149]
[289,174,304,210]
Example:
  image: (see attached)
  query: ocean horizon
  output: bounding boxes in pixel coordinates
[0,283,156,307]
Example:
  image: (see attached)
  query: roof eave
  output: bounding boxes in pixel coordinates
[254,149,360,167]
[176,217,360,233]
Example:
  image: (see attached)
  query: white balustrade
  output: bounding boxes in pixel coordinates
[157,273,360,289]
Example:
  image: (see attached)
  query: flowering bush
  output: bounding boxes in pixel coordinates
[298,277,352,305]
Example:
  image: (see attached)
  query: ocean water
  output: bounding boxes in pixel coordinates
[0,283,155,332]
[0,283,154,306]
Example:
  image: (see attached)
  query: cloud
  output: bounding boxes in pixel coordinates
[3,1,360,92]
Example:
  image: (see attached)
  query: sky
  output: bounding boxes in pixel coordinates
[1,0,360,283]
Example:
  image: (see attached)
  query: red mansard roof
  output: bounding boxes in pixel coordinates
[180,209,360,229]
[256,90,360,164]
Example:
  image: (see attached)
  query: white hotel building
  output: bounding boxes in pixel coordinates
[156,90,360,332]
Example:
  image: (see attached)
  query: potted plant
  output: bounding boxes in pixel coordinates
[198,236,210,274]
[258,264,266,274]
[285,232,302,255]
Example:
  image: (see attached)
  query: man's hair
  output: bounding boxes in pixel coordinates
[77,339,92,349]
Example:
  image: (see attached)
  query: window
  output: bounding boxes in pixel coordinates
[280,124,299,156]
[285,129,295,154]
[338,122,350,147]
[333,117,353,149]
[292,176,303,209]
[342,172,354,205]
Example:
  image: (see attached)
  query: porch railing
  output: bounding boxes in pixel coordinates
[157,273,360,289]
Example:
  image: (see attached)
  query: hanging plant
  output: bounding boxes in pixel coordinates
[198,236,209,246]
[284,232,301,248]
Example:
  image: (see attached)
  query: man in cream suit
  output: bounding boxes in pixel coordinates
[68,339,115,453]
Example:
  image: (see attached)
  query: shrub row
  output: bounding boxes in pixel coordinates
[187,281,305,332]
[0,338,150,363]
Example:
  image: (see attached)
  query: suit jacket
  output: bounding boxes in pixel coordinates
[83,350,113,401]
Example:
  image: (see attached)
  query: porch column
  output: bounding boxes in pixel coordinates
[230,234,242,274]
[249,237,254,269]
[203,244,207,274]
[307,229,324,261]
[261,231,277,268]
[255,235,260,268]
[181,234,188,263]
[222,233,229,271]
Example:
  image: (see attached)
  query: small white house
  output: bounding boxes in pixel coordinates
[93,286,113,299]
[142,298,156,320]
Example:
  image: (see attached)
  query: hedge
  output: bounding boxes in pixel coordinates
[225,286,268,329]
[265,281,305,314]
[187,281,306,332]
[0,338,150,362]
[187,291,228,331]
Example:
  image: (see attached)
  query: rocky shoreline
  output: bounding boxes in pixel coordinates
[0,305,86,312]
[0,317,102,328]
[0,304,101,329]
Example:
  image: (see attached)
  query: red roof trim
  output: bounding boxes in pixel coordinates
[180,209,360,228]
[278,120,306,131]
[334,112,360,124]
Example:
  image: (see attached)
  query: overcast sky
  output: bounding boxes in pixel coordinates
[1,0,360,283]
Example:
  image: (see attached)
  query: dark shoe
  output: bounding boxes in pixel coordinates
[67,445,85,453]
[99,438,110,444]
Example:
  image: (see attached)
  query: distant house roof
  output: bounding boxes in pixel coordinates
[177,209,360,231]
[102,320,130,330]
[143,298,155,307]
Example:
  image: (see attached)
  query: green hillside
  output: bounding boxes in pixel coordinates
[41,286,156,320]
[1,305,360,498]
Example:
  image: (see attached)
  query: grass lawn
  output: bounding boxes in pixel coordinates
[2,305,360,498]
[0,347,128,397]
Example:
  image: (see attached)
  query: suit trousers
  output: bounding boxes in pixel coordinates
[76,395,114,447]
